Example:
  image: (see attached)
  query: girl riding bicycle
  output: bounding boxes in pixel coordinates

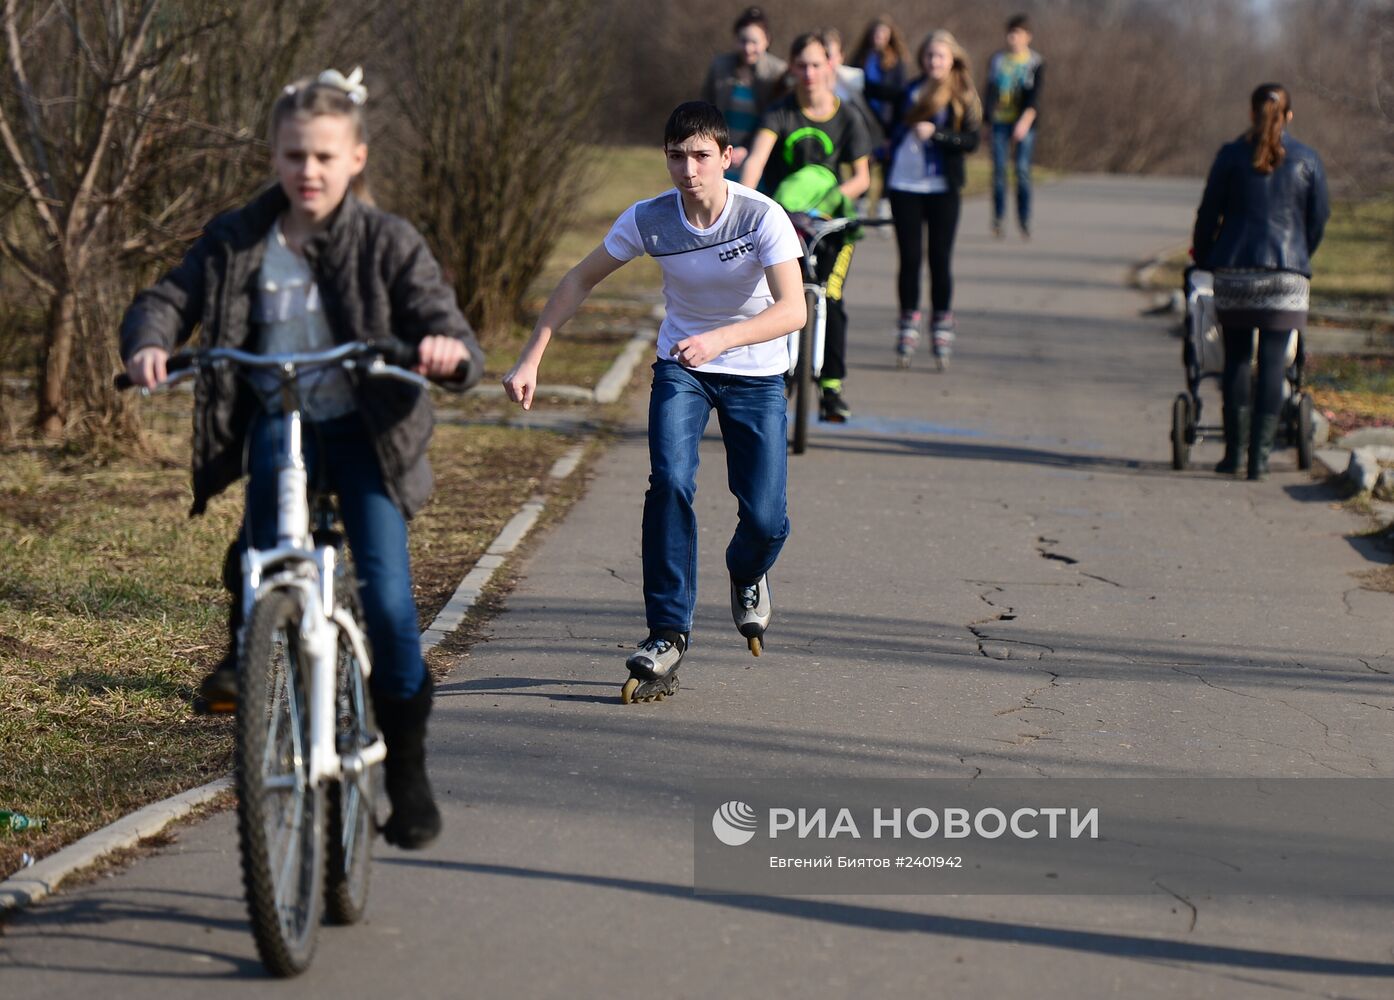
[119,68,483,850]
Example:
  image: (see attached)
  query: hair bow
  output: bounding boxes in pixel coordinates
[316,66,368,105]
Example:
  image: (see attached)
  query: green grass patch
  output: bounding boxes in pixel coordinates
[0,412,572,878]
[1311,197,1394,310]
[534,145,669,300]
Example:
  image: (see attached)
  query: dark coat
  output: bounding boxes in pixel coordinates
[701,51,789,145]
[886,77,982,193]
[119,185,483,519]
[1192,133,1330,277]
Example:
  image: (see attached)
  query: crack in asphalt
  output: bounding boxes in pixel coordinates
[1152,879,1199,933]
[1170,665,1378,772]
[1207,727,1365,776]
[1080,572,1124,588]
[604,566,640,588]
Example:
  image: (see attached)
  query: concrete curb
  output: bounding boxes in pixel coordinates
[0,313,662,914]
[594,328,657,404]
[464,321,659,405]
[0,778,233,912]
[423,438,590,651]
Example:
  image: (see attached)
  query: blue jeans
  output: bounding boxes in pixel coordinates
[643,361,790,633]
[242,412,426,700]
[991,122,1036,226]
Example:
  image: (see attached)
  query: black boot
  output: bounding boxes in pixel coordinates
[1247,413,1279,481]
[1213,405,1250,475]
[195,541,244,714]
[374,677,442,850]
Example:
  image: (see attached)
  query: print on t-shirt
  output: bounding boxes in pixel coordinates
[604,181,803,377]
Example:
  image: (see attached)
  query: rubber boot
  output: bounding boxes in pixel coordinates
[1247,413,1279,481]
[1213,405,1249,475]
[374,677,442,850]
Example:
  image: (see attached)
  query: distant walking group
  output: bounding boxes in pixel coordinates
[705,7,1046,390]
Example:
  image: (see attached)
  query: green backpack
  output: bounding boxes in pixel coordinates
[771,164,857,225]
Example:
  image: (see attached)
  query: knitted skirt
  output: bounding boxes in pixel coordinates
[1213,268,1310,332]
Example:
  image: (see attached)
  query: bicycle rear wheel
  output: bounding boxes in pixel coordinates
[790,288,817,455]
[237,589,324,977]
[325,574,376,925]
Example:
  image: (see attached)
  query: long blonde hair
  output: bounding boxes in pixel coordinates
[905,30,981,130]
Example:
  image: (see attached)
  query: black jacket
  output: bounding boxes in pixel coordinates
[886,77,982,193]
[1192,133,1330,277]
[120,186,483,519]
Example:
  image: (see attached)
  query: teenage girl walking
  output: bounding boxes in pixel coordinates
[886,30,982,370]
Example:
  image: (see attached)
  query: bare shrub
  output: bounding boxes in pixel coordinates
[0,0,353,445]
[385,0,609,342]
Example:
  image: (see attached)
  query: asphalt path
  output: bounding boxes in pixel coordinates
[5,175,1394,998]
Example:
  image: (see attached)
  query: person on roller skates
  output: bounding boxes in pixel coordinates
[503,101,804,703]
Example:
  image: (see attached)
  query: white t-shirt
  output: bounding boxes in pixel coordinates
[253,221,354,419]
[603,181,802,377]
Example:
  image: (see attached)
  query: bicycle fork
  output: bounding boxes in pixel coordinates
[787,283,828,380]
[243,408,386,789]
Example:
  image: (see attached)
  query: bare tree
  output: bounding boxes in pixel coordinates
[0,0,347,442]
[387,0,611,340]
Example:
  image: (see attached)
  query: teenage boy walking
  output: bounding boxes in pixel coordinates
[984,13,1044,239]
[503,101,805,703]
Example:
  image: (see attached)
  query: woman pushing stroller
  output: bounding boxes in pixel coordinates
[1192,83,1329,480]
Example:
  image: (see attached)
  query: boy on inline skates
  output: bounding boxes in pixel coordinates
[503,101,805,702]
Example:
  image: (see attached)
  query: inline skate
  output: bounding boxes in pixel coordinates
[931,312,955,371]
[620,631,688,704]
[731,574,772,656]
[895,311,921,369]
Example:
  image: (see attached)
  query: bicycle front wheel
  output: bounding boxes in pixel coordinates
[325,574,376,925]
[237,589,325,977]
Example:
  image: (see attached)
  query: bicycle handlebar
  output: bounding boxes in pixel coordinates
[114,340,468,392]
[791,214,894,257]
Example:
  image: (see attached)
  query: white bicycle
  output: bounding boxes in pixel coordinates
[118,341,444,976]
[784,214,892,454]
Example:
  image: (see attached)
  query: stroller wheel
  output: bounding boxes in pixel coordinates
[1295,393,1315,471]
[1171,393,1193,471]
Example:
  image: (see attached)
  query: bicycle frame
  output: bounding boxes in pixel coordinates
[239,352,396,789]
[242,400,385,789]
[784,215,891,382]
[153,343,417,788]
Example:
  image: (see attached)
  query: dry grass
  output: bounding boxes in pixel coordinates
[1306,354,1394,438]
[0,410,572,878]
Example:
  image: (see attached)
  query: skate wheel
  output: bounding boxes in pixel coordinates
[748,635,762,657]
[620,678,639,705]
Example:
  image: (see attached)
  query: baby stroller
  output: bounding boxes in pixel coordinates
[1170,267,1316,472]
